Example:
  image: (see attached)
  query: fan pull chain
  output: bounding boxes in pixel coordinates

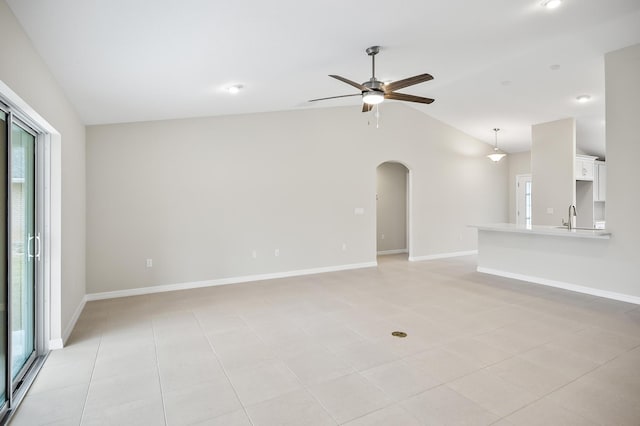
[375,104,380,128]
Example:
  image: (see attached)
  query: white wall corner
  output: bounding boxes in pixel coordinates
[54,295,87,349]
[48,132,63,349]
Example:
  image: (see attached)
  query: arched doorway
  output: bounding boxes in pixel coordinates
[376,161,410,259]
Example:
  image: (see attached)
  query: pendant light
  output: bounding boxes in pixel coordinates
[487,128,506,162]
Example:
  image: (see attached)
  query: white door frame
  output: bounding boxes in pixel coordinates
[1,80,62,350]
[516,174,532,226]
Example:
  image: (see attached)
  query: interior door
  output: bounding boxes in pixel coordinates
[516,174,532,226]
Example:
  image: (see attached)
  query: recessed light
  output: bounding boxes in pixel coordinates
[541,0,562,9]
[227,84,243,94]
[550,64,560,71]
[501,80,512,86]
[576,94,591,103]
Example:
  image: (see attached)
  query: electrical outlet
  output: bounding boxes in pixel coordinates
[381,233,385,240]
[547,207,554,214]
[146,258,153,268]
[252,250,257,259]
[342,243,347,251]
[275,248,280,257]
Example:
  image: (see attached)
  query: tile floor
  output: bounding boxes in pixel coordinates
[10,255,640,425]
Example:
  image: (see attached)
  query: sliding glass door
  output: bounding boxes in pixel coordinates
[10,120,36,384]
[0,104,41,420]
[0,110,7,410]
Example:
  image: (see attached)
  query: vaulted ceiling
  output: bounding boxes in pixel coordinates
[7,0,640,156]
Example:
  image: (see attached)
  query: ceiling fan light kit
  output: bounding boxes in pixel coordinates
[363,92,384,105]
[309,46,435,112]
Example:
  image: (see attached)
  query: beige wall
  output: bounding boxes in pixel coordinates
[602,43,640,296]
[0,2,86,336]
[87,104,508,294]
[507,151,531,223]
[531,118,575,226]
[376,162,407,253]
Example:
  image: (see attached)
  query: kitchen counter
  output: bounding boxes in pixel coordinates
[470,222,624,304]
[471,223,611,239]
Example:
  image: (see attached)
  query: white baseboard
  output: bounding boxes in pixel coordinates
[48,338,63,350]
[55,295,88,348]
[409,250,477,262]
[87,261,378,301]
[377,249,408,255]
[477,267,640,305]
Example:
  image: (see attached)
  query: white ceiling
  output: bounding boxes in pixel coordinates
[7,0,640,155]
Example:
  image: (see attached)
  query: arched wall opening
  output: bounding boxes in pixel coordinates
[376,161,411,259]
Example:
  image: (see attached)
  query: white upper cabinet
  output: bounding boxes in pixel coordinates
[595,161,606,201]
[575,155,597,181]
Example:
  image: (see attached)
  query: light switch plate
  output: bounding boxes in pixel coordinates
[354,207,364,215]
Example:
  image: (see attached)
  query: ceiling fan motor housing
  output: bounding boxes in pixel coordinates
[366,46,380,56]
[363,80,384,91]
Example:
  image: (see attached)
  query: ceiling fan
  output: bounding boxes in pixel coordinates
[309,46,435,112]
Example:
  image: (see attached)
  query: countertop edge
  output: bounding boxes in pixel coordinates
[469,223,611,240]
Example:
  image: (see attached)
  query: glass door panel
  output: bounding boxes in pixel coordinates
[0,110,7,407]
[10,122,35,381]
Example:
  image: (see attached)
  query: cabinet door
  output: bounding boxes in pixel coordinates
[575,159,582,179]
[597,163,606,201]
[575,159,594,181]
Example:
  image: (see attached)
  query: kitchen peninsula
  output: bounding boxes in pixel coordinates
[469,223,638,304]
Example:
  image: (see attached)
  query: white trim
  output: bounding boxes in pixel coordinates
[55,295,88,347]
[515,174,532,226]
[377,249,408,255]
[87,261,378,301]
[48,338,63,351]
[407,169,413,259]
[1,80,63,352]
[409,250,478,262]
[477,267,640,305]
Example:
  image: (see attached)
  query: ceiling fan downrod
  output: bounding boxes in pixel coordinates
[366,46,380,80]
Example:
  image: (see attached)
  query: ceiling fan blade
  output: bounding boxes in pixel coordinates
[384,73,433,92]
[308,93,362,102]
[385,92,435,104]
[330,75,369,91]
[362,103,373,113]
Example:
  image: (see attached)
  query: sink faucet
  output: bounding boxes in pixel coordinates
[568,205,577,230]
